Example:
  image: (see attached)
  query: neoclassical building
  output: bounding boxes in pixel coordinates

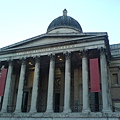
[0,9,120,120]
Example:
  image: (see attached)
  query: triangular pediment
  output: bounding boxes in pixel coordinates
[0,32,107,53]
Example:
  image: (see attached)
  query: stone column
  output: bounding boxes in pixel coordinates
[30,57,40,113]
[1,61,13,113]
[82,50,90,113]
[46,54,55,113]
[15,59,26,113]
[100,48,111,113]
[63,52,71,113]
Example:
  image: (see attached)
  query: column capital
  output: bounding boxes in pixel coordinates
[7,60,13,66]
[7,58,13,62]
[33,55,41,58]
[0,65,5,71]
[81,49,88,58]
[64,51,71,60]
[19,56,27,60]
[99,47,110,66]
[35,56,40,63]
[49,54,55,61]
[20,58,26,65]
[99,47,106,55]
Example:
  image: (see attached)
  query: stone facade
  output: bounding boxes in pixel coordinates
[0,10,120,119]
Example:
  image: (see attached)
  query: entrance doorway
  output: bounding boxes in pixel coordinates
[54,93,60,112]
[22,91,28,112]
[90,92,99,112]
[95,92,99,111]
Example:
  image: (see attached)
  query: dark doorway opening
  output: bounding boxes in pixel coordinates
[55,93,60,112]
[90,92,99,112]
[22,91,28,112]
[95,92,99,112]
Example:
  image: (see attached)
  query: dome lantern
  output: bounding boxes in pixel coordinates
[63,9,67,16]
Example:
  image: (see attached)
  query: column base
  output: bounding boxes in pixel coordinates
[14,109,21,113]
[63,108,71,113]
[29,110,37,114]
[82,108,91,113]
[102,108,112,113]
[0,109,7,113]
[45,109,54,113]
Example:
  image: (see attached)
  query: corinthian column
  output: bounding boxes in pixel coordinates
[1,60,13,113]
[30,57,40,113]
[82,50,90,113]
[15,59,26,113]
[46,54,55,113]
[63,52,71,113]
[100,48,111,113]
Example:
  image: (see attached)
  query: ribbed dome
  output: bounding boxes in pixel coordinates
[47,9,83,33]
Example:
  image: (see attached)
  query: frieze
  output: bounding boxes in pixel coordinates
[16,45,76,56]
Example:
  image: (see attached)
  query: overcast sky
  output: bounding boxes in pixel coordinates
[0,0,120,48]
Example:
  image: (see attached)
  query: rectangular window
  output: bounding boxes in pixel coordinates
[113,101,120,112]
[112,73,118,85]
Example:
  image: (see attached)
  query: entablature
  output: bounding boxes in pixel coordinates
[0,40,105,61]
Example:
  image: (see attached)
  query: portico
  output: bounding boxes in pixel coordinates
[0,9,116,120]
[0,44,111,113]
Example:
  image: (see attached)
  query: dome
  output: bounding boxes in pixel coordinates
[47,9,83,33]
